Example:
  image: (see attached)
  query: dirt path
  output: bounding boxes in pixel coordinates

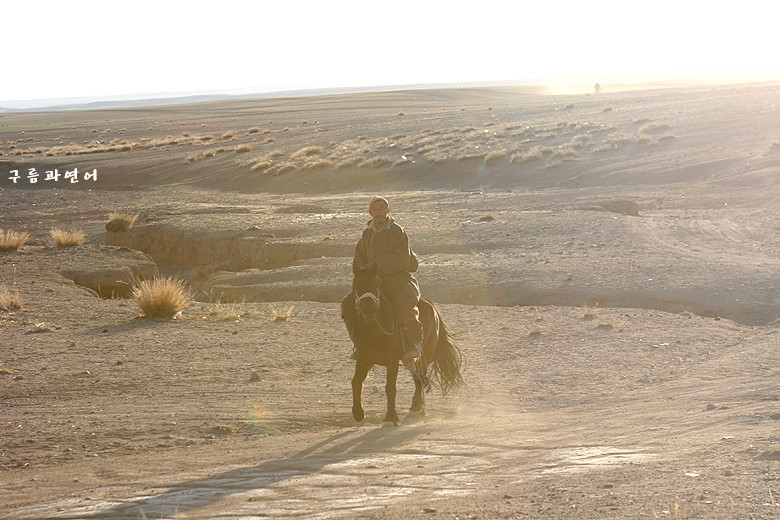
[3,287,779,519]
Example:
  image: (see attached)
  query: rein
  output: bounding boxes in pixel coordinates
[355,289,396,336]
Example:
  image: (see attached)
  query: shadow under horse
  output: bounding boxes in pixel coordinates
[341,265,465,425]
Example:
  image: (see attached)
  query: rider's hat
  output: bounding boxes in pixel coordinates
[368,196,389,213]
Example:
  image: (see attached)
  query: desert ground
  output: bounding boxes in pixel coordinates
[1,82,779,519]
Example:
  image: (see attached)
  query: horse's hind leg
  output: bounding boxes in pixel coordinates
[352,360,372,424]
[383,363,400,426]
[409,377,425,416]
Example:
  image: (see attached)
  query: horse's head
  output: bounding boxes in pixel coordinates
[353,263,382,320]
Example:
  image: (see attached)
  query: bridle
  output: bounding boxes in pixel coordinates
[355,288,396,336]
[355,290,380,308]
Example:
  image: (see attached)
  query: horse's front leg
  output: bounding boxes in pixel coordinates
[352,359,372,424]
[409,376,425,416]
[383,363,400,426]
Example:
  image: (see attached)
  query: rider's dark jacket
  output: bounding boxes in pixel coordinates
[352,217,420,326]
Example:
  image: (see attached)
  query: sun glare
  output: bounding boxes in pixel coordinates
[3,1,778,103]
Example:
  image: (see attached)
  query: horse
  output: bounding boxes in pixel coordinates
[341,265,465,425]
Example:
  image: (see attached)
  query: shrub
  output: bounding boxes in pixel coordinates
[337,158,362,168]
[251,160,274,172]
[271,164,297,176]
[0,229,29,251]
[132,277,191,318]
[553,146,578,159]
[105,212,139,233]
[50,228,85,247]
[301,159,332,170]
[639,122,670,135]
[484,150,507,164]
[359,157,392,169]
[0,285,22,311]
[291,146,324,159]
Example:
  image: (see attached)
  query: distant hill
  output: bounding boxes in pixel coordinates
[4,69,775,113]
[0,82,508,113]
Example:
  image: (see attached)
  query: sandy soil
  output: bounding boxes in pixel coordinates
[1,82,780,519]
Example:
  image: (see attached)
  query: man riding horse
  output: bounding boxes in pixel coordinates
[352,196,422,371]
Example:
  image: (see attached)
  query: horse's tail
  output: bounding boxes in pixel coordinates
[430,312,465,396]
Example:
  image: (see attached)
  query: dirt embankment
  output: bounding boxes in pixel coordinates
[88,186,780,327]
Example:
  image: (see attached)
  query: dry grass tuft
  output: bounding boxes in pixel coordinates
[132,277,191,318]
[251,160,274,172]
[484,149,507,164]
[0,229,29,251]
[270,304,295,322]
[105,212,139,233]
[359,157,392,169]
[581,307,599,320]
[291,146,324,159]
[206,300,246,321]
[50,228,85,247]
[183,298,247,322]
[0,285,23,311]
[639,122,671,135]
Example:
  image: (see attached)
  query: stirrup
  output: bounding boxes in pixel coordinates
[403,357,420,377]
[403,350,421,373]
[403,354,419,366]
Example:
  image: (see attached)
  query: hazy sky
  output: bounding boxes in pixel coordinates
[4,0,778,102]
